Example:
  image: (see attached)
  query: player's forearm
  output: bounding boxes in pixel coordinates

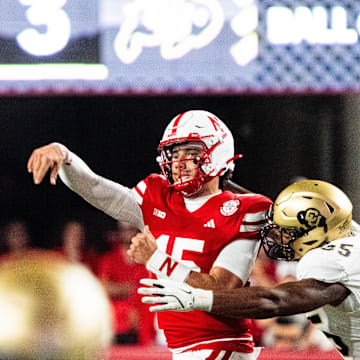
[59,149,144,229]
[139,279,294,315]
[140,278,348,315]
[146,249,244,290]
[186,271,219,290]
[186,270,242,290]
[210,279,344,318]
[58,149,100,194]
[210,286,292,318]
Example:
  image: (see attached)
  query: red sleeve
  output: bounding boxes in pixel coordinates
[239,194,273,240]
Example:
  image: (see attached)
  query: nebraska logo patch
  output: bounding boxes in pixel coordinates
[220,199,240,216]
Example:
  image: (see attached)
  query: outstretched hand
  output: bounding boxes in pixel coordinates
[138,278,197,312]
[27,144,65,185]
[138,278,213,312]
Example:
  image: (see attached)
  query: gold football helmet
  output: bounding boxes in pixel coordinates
[0,250,113,360]
[261,180,352,261]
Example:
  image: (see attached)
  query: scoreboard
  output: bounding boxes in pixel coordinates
[1,0,360,94]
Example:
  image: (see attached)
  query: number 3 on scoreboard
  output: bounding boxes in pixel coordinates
[17,0,71,56]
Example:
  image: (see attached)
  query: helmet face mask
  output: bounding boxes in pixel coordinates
[261,211,308,261]
[158,140,211,197]
[260,180,353,261]
[157,110,238,197]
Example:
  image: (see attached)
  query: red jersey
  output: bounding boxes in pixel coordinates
[134,174,272,351]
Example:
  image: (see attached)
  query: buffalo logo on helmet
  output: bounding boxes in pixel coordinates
[220,199,240,216]
[297,208,328,233]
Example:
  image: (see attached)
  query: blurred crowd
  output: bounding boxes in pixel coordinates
[0,216,333,351]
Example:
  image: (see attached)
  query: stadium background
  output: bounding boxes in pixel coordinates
[1,94,357,247]
[0,0,360,358]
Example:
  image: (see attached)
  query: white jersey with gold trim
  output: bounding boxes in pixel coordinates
[297,230,360,358]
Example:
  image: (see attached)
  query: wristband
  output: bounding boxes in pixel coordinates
[193,288,214,312]
[146,249,191,282]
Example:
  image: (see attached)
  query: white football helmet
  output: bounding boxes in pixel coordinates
[157,110,240,197]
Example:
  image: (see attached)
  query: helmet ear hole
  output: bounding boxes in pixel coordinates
[303,240,318,246]
[326,203,335,214]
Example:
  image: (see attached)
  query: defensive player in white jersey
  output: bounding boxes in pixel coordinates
[27,110,272,360]
[139,180,360,360]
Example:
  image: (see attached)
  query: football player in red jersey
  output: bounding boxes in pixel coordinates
[27,110,272,360]
[139,180,360,360]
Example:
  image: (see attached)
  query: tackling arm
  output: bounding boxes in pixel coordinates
[210,278,350,318]
[139,277,350,316]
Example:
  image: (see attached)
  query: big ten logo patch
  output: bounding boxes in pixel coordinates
[153,208,166,219]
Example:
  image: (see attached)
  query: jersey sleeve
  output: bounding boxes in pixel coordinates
[132,174,158,207]
[132,174,166,226]
[239,194,273,240]
[212,239,261,283]
[213,194,272,282]
[132,177,149,208]
[297,237,360,285]
[297,237,360,309]
[297,247,348,283]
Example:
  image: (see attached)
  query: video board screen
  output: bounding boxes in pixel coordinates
[0,0,359,94]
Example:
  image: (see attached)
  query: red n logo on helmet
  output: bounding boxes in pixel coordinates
[208,116,227,139]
